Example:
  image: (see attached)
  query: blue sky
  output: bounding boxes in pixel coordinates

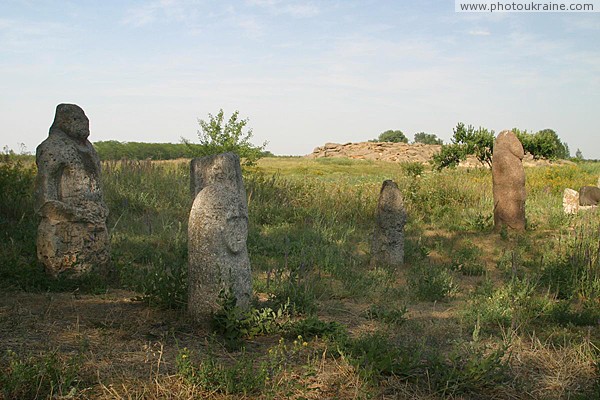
[1,0,599,158]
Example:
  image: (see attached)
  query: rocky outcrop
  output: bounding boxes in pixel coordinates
[307,141,576,168]
[307,142,442,164]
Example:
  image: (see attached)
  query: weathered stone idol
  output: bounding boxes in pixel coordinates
[492,130,526,231]
[578,186,600,207]
[34,104,110,277]
[371,180,406,267]
[188,153,252,322]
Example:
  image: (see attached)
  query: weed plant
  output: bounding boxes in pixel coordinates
[0,350,83,399]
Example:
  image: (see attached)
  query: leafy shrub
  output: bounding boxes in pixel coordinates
[183,109,267,167]
[465,210,493,232]
[211,290,288,350]
[400,161,425,177]
[284,315,348,343]
[432,123,494,170]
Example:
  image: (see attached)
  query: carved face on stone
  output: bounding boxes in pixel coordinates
[52,104,90,141]
[208,157,237,186]
[223,199,248,254]
[225,214,248,254]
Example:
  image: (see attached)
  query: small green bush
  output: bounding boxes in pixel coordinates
[284,315,348,343]
[211,290,288,350]
[400,161,425,178]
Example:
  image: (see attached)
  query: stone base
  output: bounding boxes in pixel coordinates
[37,219,111,277]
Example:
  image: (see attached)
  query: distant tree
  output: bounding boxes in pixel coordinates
[183,109,268,167]
[432,123,494,170]
[377,130,409,143]
[512,128,569,160]
[413,132,443,145]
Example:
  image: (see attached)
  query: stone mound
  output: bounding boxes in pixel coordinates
[306,142,441,164]
[307,141,576,168]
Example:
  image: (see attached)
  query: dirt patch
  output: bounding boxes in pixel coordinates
[0,290,203,389]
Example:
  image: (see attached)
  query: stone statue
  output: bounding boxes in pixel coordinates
[188,153,252,322]
[34,104,110,277]
[578,186,600,206]
[563,188,580,214]
[371,180,406,268]
[492,130,526,232]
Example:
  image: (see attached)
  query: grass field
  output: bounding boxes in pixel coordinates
[1,154,600,399]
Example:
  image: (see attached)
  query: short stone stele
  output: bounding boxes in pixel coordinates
[34,104,111,277]
[492,130,526,231]
[188,153,252,323]
[563,188,580,214]
[371,180,406,267]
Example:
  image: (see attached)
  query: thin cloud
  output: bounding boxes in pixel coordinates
[468,29,491,36]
